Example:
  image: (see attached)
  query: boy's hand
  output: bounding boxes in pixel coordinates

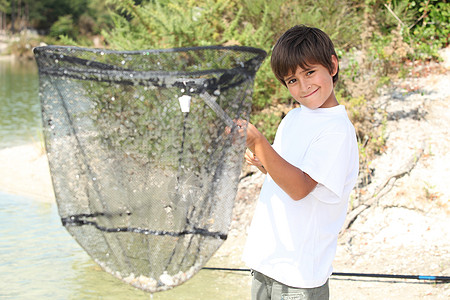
[245,148,267,174]
[245,148,262,167]
[234,119,264,153]
[225,119,268,174]
[234,120,317,200]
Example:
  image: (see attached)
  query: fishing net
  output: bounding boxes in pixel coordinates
[33,45,266,292]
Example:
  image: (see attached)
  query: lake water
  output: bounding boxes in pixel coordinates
[0,59,41,149]
[0,59,251,299]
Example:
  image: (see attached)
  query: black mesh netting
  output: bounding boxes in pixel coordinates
[33,45,266,292]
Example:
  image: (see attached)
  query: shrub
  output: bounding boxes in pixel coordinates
[49,15,76,39]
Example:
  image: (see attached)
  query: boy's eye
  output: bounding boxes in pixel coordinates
[306,70,315,76]
[287,78,296,85]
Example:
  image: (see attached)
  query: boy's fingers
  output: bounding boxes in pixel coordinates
[244,150,253,164]
[233,119,250,134]
[225,119,248,136]
[245,148,262,167]
[234,118,247,126]
[245,149,256,161]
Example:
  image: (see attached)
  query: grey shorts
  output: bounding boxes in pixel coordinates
[251,270,329,300]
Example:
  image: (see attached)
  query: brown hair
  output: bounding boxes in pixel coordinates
[271,25,339,86]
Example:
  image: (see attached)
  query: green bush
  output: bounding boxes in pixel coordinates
[408,0,449,59]
[49,15,77,39]
[102,0,364,141]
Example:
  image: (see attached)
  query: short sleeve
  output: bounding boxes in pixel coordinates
[299,131,353,204]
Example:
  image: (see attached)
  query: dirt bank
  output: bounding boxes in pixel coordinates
[218,48,450,299]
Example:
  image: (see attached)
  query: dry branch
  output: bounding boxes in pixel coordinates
[341,142,425,233]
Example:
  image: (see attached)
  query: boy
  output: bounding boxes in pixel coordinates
[240,25,359,300]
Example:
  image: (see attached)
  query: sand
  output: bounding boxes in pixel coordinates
[0,143,54,202]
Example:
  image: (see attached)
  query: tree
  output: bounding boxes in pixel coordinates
[0,0,9,32]
[0,0,8,13]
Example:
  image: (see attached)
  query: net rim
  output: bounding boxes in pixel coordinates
[33,44,267,59]
[33,45,267,89]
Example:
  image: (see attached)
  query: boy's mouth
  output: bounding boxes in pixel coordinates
[303,87,319,98]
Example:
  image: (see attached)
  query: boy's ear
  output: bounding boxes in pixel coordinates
[331,55,338,76]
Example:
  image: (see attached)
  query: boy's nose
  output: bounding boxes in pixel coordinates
[300,81,311,93]
[298,78,309,91]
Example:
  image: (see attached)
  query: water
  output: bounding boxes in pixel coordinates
[0,59,42,149]
[0,60,251,299]
[0,192,250,299]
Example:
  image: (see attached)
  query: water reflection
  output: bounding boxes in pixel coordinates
[0,59,41,149]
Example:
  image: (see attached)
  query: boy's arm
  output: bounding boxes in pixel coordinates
[255,165,267,174]
[243,121,317,201]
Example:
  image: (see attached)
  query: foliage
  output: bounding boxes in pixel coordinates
[49,15,76,39]
[407,0,449,59]
[360,0,448,64]
[1,0,113,37]
[2,0,448,187]
[0,0,9,12]
[100,0,364,141]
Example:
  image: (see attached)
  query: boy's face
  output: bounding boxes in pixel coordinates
[283,55,338,109]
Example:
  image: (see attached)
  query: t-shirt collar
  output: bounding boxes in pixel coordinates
[300,104,345,114]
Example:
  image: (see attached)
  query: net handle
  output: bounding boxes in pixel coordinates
[199,92,235,128]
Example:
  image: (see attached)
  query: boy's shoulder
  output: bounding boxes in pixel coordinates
[283,106,308,120]
[282,105,354,136]
[285,105,350,122]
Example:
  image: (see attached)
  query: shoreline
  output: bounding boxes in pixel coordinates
[0,143,55,203]
[0,54,15,61]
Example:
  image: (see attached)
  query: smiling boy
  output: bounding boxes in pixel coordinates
[240,25,359,300]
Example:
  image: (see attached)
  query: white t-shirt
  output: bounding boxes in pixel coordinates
[242,105,359,288]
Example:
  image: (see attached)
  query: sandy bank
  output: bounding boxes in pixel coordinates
[0,54,15,61]
[0,143,55,202]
